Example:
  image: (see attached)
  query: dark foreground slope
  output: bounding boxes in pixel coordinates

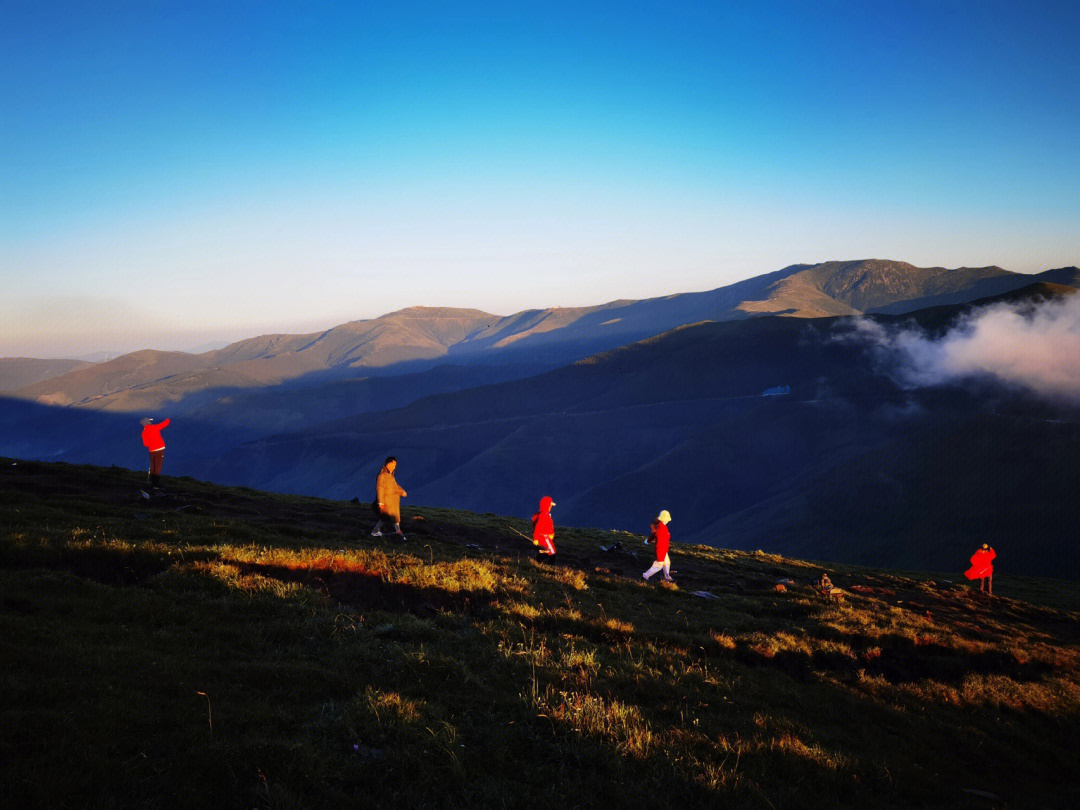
[3,460,1079,810]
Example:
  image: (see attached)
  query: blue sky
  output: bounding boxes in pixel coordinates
[2,0,1078,357]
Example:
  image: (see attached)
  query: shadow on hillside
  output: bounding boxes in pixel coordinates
[735,633,1054,685]
[0,539,219,588]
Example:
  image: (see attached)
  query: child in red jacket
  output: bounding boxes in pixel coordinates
[642,510,673,582]
[532,496,556,556]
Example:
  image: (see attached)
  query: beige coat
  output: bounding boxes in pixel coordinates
[376,467,406,522]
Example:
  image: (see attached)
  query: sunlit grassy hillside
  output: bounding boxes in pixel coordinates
[2,459,1078,809]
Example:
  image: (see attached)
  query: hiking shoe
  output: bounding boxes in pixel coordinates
[371,530,383,537]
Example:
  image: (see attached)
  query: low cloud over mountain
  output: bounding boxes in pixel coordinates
[841,284,1080,404]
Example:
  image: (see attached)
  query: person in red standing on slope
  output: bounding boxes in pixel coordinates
[965,543,996,595]
[532,496,556,557]
[642,510,674,583]
[140,417,170,488]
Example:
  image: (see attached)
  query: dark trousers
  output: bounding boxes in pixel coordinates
[149,450,164,485]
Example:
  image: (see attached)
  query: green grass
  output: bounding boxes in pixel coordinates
[2,459,1079,809]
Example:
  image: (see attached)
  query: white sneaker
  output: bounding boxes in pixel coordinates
[371,530,383,537]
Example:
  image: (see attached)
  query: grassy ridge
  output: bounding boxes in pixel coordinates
[2,459,1079,809]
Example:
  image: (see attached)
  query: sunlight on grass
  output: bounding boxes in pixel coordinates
[503,600,541,621]
[560,643,599,672]
[187,560,311,599]
[214,544,526,597]
[400,557,507,593]
[538,688,655,759]
[547,565,588,591]
[770,733,849,772]
[710,631,737,650]
[358,686,424,724]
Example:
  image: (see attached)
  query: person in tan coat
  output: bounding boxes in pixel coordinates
[372,456,407,540]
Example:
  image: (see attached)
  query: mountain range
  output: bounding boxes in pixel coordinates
[4,259,1079,578]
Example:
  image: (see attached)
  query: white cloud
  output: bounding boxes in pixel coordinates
[843,294,1080,403]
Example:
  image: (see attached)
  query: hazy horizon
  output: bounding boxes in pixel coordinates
[4,1,1078,359]
[2,262,1073,360]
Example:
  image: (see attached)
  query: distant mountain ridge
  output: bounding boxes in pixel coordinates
[10,260,1074,416]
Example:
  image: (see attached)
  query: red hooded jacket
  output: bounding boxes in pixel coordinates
[532,496,555,554]
[966,547,996,579]
[141,419,170,452]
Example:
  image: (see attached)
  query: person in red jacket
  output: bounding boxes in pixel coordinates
[965,543,996,595]
[532,496,556,556]
[642,510,673,582]
[140,417,170,487]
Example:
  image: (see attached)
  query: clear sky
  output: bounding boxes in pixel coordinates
[3,0,1078,358]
